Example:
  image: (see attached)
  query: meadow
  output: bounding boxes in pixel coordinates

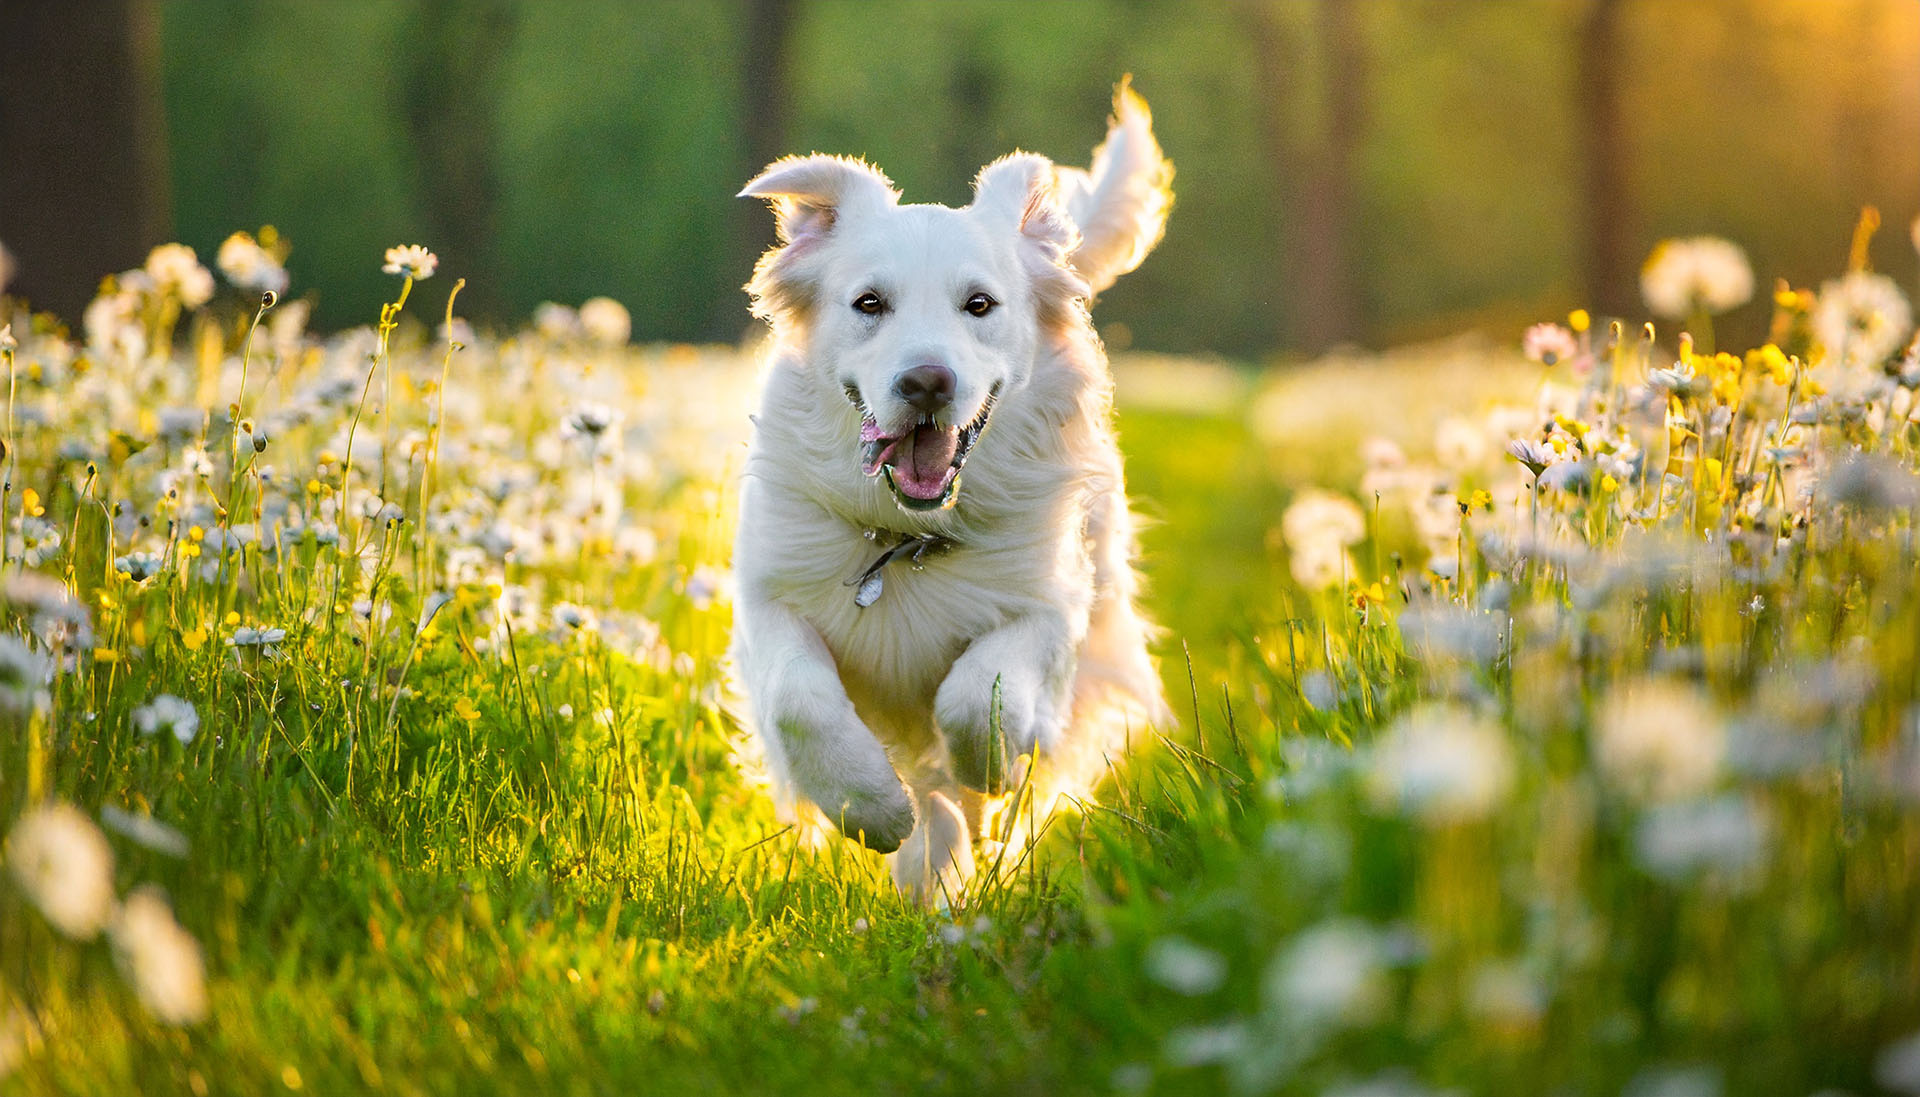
[3,226,1920,1097]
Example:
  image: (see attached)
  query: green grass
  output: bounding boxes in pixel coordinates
[4,252,1920,1097]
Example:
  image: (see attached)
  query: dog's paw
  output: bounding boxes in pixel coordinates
[935,663,1045,794]
[776,711,917,853]
[837,779,917,853]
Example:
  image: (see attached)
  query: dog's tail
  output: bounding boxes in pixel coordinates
[1056,77,1175,297]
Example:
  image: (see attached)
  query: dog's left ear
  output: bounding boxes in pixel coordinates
[971,153,1091,304]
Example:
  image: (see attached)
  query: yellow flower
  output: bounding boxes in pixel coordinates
[1600,474,1620,493]
[180,627,207,652]
[453,697,481,722]
[1568,308,1590,333]
[188,526,205,543]
[1468,489,1493,512]
[21,488,43,518]
[223,611,240,627]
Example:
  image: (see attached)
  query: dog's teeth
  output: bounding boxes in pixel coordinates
[861,439,887,469]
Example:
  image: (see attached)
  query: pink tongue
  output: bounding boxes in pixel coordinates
[899,424,959,496]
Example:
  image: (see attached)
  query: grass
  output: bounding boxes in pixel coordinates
[3,240,1920,1096]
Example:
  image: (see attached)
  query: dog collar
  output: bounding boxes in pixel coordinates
[845,530,953,607]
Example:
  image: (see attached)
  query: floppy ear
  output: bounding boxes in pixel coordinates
[972,153,1091,307]
[740,155,899,320]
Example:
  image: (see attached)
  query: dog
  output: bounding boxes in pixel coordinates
[730,80,1174,903]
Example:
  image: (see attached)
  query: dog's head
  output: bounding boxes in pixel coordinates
[739,153,1106,511]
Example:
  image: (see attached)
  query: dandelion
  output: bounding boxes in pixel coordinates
[1811,270,1912,370]
[1640,237,1753,318]
[579,296,632,345]
[216,231,289,296]
[6,802,115,939]
[1282,490,1366,549]
[381,245,438,280]
[132,693,200,744]
[1522,322,1577,366]
[1594,677,1725,800]
[1366,702,1514,824]
[144,244,215,308]
[110,886,209,1025]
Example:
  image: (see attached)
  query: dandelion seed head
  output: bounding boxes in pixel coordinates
[1641,237,1753,319]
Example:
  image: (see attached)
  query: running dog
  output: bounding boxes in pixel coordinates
[731,80,1174,902]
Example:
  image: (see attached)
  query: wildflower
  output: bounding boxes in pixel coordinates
[579,296,632,345]
[1811,271,1912,370]
[1505,438,1554,477]
[6,802,115,939]
[381,245,438,280]
[115,550,164,581]
[1522,322,1577,366]
[550,602,598,634]
[144,244,214,308]
[1262,920,1386,1028]
[1646,358,1699,397]
[110,886,209,1025]
[1594,677,1725,800]
[1281,490,1366,550]
[1144,936,1227,996]
[215,231,289,296]
[132,694,200,744]
[684,566,725,610]
[99,806,189,858]
[453,696,481,721]
[1640,236,1753,318]
[227,625,287,649]
[1879,1029,1920,1096]
[1366,702,1514,824]
[564,403,621,440]
[1634,795,1769,885]
[534,302,580,339]
[0,324,14,353]
[0,635,49,712]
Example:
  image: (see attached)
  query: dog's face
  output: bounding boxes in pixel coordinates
[743,154,1089,511]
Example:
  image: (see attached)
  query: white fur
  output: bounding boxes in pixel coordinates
[729,81,1175,904]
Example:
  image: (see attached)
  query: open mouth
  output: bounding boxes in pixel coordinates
[852,384,999,511]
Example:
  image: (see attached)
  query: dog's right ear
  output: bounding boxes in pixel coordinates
[740,156,897,321]
[740,155,897,245]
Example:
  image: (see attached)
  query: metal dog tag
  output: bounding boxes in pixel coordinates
[854,571,884,608]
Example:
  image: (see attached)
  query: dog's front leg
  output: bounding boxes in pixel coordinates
[935,612,1075,793]
[736,597,916,852]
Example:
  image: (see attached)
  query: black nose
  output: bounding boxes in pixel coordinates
[892,363,955,415]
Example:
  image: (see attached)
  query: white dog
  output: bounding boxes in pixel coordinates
[730,81,1175,903]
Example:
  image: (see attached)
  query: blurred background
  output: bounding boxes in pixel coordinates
[2,0,1916,359]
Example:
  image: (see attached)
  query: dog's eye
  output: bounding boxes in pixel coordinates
[852,292,886,316]
[964,293,997,318]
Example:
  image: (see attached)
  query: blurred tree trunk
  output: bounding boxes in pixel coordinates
[725,0,799,339]
[1578,0,1635,318]
[0,0,173,318]
[1249,0,1364,355]
[401,0,518,319]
